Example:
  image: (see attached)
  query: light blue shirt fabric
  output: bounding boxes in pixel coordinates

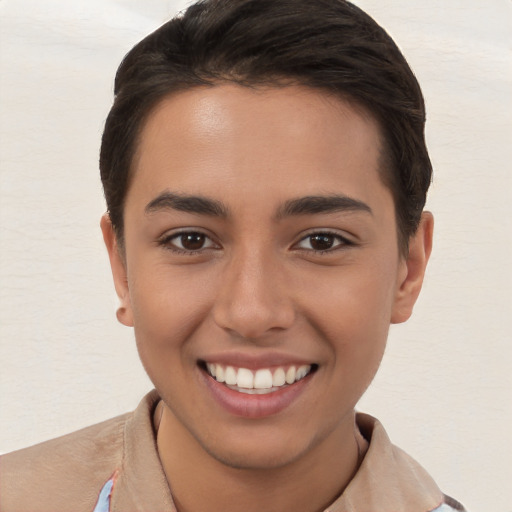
[433,505,464,512]
[92,477,464,512]
[92,478,114,512]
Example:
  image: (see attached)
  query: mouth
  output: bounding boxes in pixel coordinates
[199,361,318,395]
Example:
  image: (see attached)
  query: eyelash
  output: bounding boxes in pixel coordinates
[158,230,218,255]
[295,231,354,254]
[157,230,354,255]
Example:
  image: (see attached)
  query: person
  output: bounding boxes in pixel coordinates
[0,0,467,510]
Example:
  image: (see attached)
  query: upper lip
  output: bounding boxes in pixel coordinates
[198,351,316,370]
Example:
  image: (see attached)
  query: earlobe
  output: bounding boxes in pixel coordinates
[100,214,134,327]
[391,212,434,324]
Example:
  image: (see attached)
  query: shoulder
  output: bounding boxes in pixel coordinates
[433,499,468,512]
[0,412,129,512]
[348,412,468,512]
[438,495,468,511]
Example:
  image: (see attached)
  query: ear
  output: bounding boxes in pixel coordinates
[391,212,434,324]
[100,213,134,327]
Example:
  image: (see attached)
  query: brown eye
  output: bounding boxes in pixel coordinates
[180,233,206,250]
[163,231,216,252]
[309,234,336,251]
[296,232,350,252]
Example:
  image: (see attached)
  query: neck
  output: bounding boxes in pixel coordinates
[154,402,366,512]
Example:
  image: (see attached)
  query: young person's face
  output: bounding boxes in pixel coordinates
[103,84,431,470]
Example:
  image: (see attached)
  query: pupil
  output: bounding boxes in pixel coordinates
[311,234,334,250]
[182,233,205,250]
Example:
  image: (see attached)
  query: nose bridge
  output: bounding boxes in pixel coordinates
[213,243,295,339]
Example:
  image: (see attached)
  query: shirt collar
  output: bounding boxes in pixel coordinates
[111,392,444,512]
[328,413,444,512]
[111,390,175,511]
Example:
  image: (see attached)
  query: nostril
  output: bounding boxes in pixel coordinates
[212,304,296,340]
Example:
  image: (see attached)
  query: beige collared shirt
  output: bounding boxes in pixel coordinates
[0,390,464,512]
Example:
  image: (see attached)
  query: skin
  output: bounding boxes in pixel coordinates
[102,84,433,512]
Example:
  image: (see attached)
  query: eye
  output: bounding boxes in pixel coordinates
[161,231,217,252]
[296,232,350,252]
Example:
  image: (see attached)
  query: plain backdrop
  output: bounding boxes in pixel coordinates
[1,1,511,511]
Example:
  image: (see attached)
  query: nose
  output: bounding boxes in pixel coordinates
[212,248,296,340]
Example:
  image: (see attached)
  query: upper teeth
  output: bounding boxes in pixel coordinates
[206,363,312,390]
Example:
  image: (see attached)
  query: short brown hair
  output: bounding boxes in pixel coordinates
[100,0,432,253]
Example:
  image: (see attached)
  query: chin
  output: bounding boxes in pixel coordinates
[197,422,327,472]
[203,440,306,471]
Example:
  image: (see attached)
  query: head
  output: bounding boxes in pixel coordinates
[99,0,433,474]
[100,0,432,256]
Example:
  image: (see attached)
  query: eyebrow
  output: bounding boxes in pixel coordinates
[145,191,372,219]
[276,195,372,219]
[145,191,228,217]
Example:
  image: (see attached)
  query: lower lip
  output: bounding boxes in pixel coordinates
[201,369,313,419]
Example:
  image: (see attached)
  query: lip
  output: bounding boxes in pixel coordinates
[198,360,316,419]
[198,351,315,370]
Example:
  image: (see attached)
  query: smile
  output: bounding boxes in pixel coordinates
[204,363,315,394]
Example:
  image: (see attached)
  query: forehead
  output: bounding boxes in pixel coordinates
[129,84,388,215]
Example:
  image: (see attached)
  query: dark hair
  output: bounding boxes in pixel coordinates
[100,0,432,253]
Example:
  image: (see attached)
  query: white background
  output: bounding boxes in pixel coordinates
[0,1,511,511]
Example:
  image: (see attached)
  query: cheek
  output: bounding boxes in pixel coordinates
[128,266,216,362]
[300,265,395,385]
[301,260,398,336]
